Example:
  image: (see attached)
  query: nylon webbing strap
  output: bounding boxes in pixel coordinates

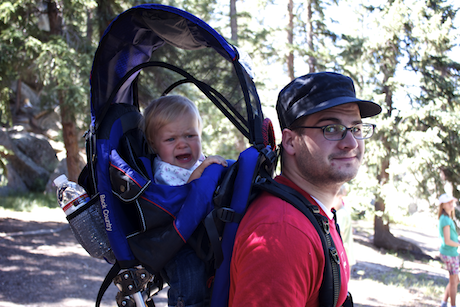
[254,177,341,307]
[95,262,120,307]
[204,206,244,269]
[204,209,224,268]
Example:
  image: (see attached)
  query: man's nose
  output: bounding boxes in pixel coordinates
[339,129,359,149]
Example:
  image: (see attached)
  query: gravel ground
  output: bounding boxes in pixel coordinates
[0,207,449,307]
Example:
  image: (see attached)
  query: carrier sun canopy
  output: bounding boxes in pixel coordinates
[90,4,264,146]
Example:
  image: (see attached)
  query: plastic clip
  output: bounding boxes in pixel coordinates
[217,207,242,223]
[329,247,340,264]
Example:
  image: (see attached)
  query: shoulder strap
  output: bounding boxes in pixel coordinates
[95,262,121,307]
[254,176,341,307]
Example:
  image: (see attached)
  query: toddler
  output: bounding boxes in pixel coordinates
[143,95,227,307]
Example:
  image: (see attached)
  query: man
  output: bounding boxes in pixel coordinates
[228,72,382,306]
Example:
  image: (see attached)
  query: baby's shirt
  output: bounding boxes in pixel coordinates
[154,154,205,186]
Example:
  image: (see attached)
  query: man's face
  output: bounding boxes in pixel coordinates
[290,103,365,186]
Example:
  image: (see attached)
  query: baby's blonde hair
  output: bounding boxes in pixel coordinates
[142,95,202,150]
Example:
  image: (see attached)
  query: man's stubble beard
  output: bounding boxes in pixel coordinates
[297,149,363,187]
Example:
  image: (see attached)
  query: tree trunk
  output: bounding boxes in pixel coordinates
[305,0,316,73]
[47,1,80,181]
[374,153,392,248]
[230,0,238,43]
[374,179,430,260]
[372,56,429,259]
[374,213,430,259]
[287,0,294,80]
[47,1,61,36]
[86,8,93,45]
[59,92,80,182]
[97,0,115,39]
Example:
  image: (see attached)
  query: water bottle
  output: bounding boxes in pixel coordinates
[53,174,116,263]
[54,174,90,215]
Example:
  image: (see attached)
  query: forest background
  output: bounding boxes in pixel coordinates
[0,0,460,252]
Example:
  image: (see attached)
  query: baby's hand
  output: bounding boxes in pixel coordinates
[188,155,228,183]
[202,155,228,168]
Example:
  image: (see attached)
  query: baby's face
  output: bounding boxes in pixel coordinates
[152,112,202,169]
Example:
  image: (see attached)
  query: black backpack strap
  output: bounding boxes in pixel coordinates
[95,262,121,307]
[254,176,342,307]
[332,207,344,241]
[204,206,244,268]
[343,292,353,307]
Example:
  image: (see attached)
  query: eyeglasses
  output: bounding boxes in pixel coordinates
[291,123,376,141]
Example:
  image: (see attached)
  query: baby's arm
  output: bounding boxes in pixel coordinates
[188,155,228,183]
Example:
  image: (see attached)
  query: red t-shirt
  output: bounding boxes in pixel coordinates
[229,176,350,307]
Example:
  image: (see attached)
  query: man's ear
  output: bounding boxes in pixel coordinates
[281,129,296,156]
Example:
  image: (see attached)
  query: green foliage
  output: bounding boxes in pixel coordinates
[0,88,12,125]
[286,0,341,72]
[0,145,11,186]
[0,0,95,129]
[0,1,42,124]
[0,192,58,211]
[398,1,460,204]
[335,0,460,226]
[36,36,92,113]
[0,0,459,226]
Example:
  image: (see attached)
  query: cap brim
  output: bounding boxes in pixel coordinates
[355,100,383,118]
[285,96,382,125]
[439,195,457,203]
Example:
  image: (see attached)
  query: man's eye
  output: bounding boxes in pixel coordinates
[165,138,174,142]
[324,125,339,133]
[351,127,361,133]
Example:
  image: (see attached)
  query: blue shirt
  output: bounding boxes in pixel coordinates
[439,214,458,257]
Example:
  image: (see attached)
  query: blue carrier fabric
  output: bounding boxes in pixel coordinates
[78,4,275,307]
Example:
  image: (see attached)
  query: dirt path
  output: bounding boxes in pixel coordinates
[0,208,449,307]
[349,220,446,307]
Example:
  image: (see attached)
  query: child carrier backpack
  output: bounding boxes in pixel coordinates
[71,4,349,307]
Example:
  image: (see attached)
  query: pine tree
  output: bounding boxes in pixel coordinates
[339,0,459,254]
[0,0,95,183]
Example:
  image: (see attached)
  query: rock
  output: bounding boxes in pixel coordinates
[3,80,64,194]
[45,159,70,194]
[10,81,41,110]
[0,128,58,192]
[10,81,61,135]
[34,109,61,133]
[45,154,87,194]
[9,131,58,174]
[0,164,28,196]
[4,80,86,195]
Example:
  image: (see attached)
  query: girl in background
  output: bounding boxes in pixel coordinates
[438,194,460,307]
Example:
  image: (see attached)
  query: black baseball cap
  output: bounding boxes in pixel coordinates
[276,72,382,129]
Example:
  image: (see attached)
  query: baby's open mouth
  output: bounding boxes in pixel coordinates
[176,154,192,162]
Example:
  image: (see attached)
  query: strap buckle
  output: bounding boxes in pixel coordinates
[329,247,340,264]
[217,207,242,223]
[321,218,330,234]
